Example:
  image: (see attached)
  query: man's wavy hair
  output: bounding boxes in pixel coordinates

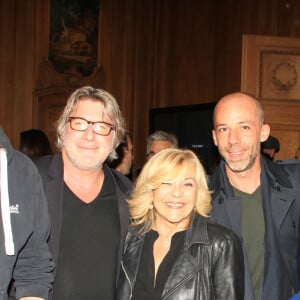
[56,86,126,161]
[128,148,212,235]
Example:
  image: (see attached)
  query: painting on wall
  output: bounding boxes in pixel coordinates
[49,0,100,76]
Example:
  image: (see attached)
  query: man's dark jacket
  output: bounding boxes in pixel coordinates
[209,157,300,300]
[34,153,132,299]
[117,215,244,300]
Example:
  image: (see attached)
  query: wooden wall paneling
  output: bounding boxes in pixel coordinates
[257,0,300,38]
[151,1,169,109]
[100,0,161,171]
[276,0,300,37]
[0,1,16,139]
[35,60,105,153]
[32,0,51,128]
[241,34,300,159]
[257,0,278,35]
[37,91,69,153]
[214,0,262,99]
[152,1,216,107]
[128,0,158,170]
[262,100,300,159]
[241,34,300,95]
[12,0,37,148]
[99,0,141,170]
[100,1,137,132]
[3,0,300,167]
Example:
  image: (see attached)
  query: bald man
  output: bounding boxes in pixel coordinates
[209,92,300,300]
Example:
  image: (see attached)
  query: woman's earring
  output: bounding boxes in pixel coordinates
[149,203,153,209]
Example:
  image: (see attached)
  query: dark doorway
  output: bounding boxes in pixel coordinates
[149,102,219,175]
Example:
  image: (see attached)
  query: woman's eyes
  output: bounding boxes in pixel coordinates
[161,181,194,187]
[161,182,172,185]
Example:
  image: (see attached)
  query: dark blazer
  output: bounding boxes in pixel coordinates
[117,215,244,300]
[209,157,300,300]
[34,154,132,295]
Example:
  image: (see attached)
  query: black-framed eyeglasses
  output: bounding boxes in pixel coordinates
[68,117,115,136]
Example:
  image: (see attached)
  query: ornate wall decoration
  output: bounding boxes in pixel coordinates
[49,0,99,76]
[260,51,300,100]
[241,35,300,160]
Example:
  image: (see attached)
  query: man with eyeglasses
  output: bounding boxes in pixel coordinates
[33,86,133,300]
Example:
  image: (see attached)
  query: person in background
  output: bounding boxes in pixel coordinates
[210,92,300,300]
[117,148,244,300]
[34,86,133,300]
[146,130,178,160]
[107,132,134,180]
[0,127,54,299]
[295,147,300,159]
[261,135,280,161]
[19,129,53,159]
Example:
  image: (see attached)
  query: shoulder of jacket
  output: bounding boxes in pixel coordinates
[206,221,240,244]
[108,165,133,192]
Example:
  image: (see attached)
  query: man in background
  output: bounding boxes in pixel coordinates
[146,130,178,160]
[210,92,300,300]
[0,126,54,300]
[19,129,53,160]
[107,132,134,180]
[34,86,132,300]
[261,135,280,161]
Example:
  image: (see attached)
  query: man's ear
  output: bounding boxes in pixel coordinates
[260,124,270,142]
[212,130,218,146]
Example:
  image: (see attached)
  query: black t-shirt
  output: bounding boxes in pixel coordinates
[132,229,186,300]
[53,168,120,300]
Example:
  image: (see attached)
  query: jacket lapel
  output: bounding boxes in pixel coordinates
[210,163,242,236]
[162,216,209,298]
[261,158,295,232]
[46,154,64,265]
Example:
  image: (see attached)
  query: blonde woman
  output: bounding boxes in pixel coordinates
[117,148,244,300]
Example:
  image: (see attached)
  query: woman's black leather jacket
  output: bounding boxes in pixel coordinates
[116,215,244,300]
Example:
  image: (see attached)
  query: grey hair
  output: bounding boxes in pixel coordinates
[146,130,178,154]
[56,86,126,160]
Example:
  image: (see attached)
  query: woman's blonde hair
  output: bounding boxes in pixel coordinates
[128,148,212,234]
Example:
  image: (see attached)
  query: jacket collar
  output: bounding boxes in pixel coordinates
[185,214,210,247]
[209,160,234,199]
[47,153,132,193]
[210,156,294,197]
[48,153,63,178]
[129,214,211,248]
[104,163,132,197]
[261,157,293,188]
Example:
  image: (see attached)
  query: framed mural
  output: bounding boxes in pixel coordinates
[35,0,104,153]
[49,0,100,76]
